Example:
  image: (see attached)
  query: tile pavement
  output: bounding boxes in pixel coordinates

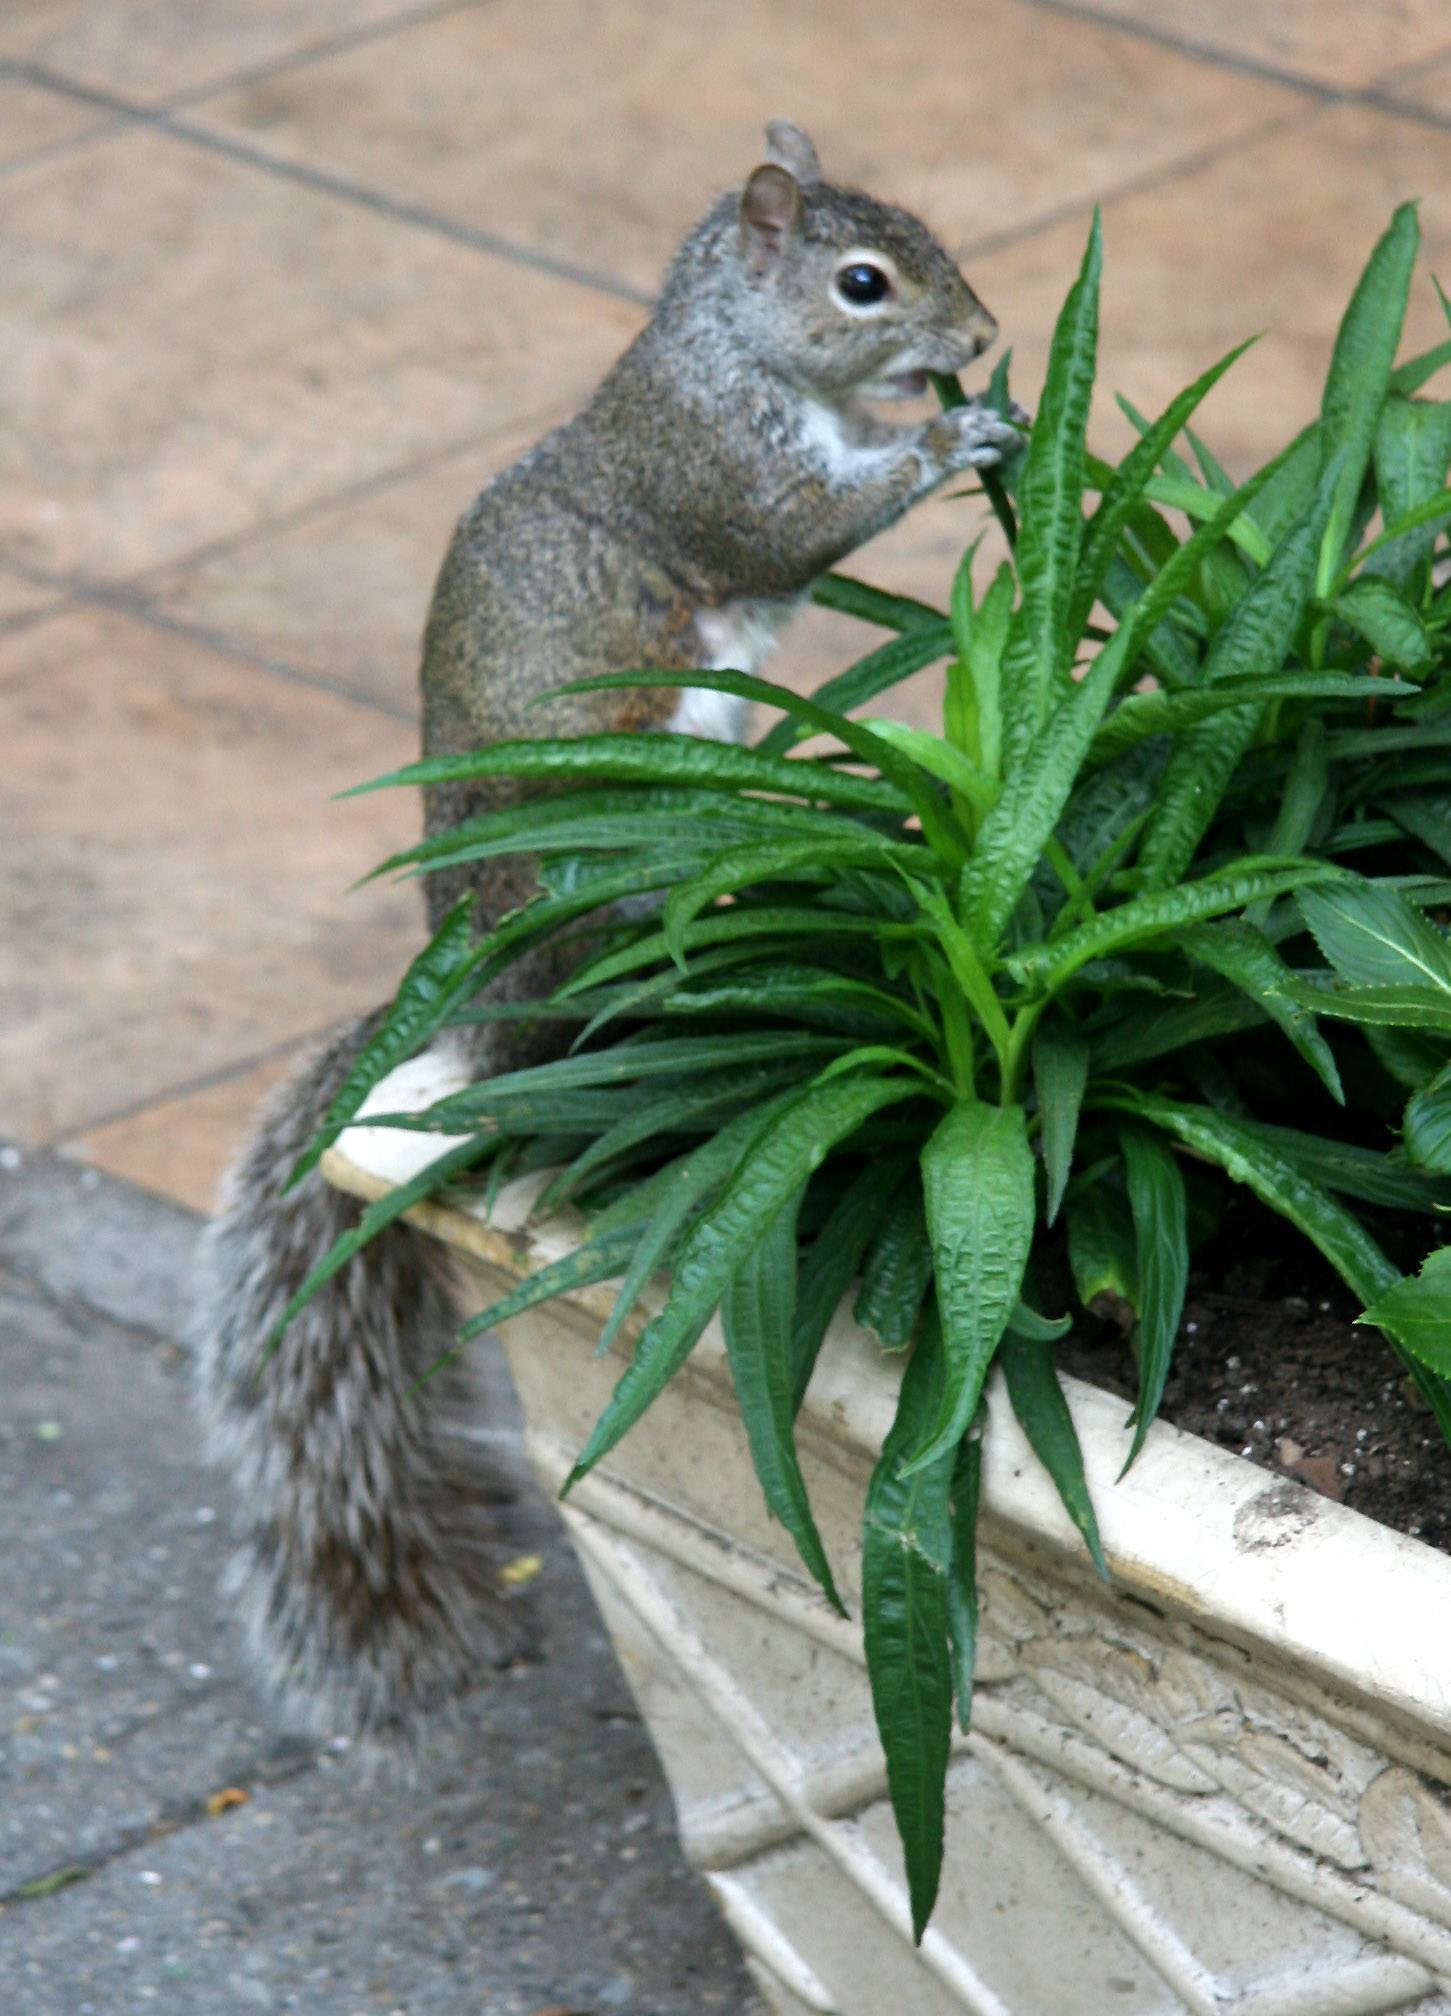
[0,0,1448,1211]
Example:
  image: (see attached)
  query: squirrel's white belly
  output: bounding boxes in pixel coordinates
[672,595,802,742]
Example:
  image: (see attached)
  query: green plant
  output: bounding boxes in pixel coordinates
[286,203,1451,1935]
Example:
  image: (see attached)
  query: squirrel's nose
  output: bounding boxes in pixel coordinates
[966,301,997,358]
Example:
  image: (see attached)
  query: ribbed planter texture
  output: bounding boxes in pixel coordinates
[325,1055,1451,2016]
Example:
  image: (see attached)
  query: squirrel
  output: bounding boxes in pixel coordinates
[195,120,1014,1735]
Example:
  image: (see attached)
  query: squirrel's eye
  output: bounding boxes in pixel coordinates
[835,262,892,308]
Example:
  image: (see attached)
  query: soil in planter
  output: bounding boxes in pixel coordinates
[1053,1198,1451,1554]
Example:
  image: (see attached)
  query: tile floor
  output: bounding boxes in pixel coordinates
[3,0,1450,1212]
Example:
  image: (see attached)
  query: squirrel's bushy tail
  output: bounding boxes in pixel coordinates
[194,1012,523,1734]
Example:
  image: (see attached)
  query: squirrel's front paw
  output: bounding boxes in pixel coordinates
[924,400,1023,475]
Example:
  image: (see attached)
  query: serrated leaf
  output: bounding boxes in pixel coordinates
[1089,671,1409,765]
[1034,1027,1089,1224]
[853,1183,934,1349]
[792,1158,911,1408]
[1317,202,1420,592]
[1285,978,1451,1034]
[1139,470,1339,890]
[1179,920,1343,1101]
[946,1436,982,1732]
[1326,575,1434,671]
[1071,338,1255,641]
[344,729,909,816]
[756,621,955,756]
[1299,881,1451,993]
[1066,1182,1139,1311]
[908,1102,1035,1474]
[1366,391,1451,586]
[861,1325,954,1941]
[1118,1127,1189,1473]
[722,1190,846,1611]
[1359,1248,1451,1374]
[1405,1064,1451,1174]
[812,572,945,634]
[661,834,932,964]
[1010,860,1343,993]
[453,1224,644,1349]
[999,211,1102,758]
[567,1076,916,1488]
[999,1326,1107,1575]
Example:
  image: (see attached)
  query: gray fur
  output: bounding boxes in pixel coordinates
[195,125,1013,1734]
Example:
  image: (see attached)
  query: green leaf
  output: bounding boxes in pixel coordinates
[556,670,963,861]
[722,1190,846,1611]
[1096,1091,1399,1308]
[1233,1116,1451,1210]
[999,211,1102,756]
[1359,1248,1451,1375]
[1089,671,1409,765]
[1325,575,1434,671]
[1179,920,1343,1101]
[453,1225,644,1348]
[1067,1182,1139,1310]
[345,730,909,817]
[1405,1064,1451,1174]
[287,895,477,1187]
[791,1159,910,1409]
[1387,796,1451,876]
[1317,202,1420,593]
[1118,1127,1189,1473]
[1071,339,1256,641]
[567,1076,916,1487]
[946,1436,982,1732]
[1033,1027,1089,1224]
[812,572,945,634]
[1366,392,1451,586]
[861,1326,955,1941]
[1139,472,1339,890]
[1009,860,1344,994]
[562,905,883,996]
[1286,977,1451,1035]
[661,834,932,963]
[909,1102,1035,1474]
[959,616,1134,953]
[854,1184,934,1349]
[1299,881,1451,993]
[999,1326,1107,1576]
[860,717,995,815]
[756,623,955,756]
[951,560,1015,784]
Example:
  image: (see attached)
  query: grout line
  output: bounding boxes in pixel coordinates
[1,560,418,722]
[122,397,577,595]
[43,1024,348,1151]
[0,54,651,307]
[160,0,493,112]
[1014,0,1347,99]
[960,102,1323,262]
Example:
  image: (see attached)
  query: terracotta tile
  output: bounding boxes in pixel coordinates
[1386,54,1451,117]
[0,567,64,629]
[192,0,1299,300]
[0,127,643,579]
[0,607,426,1144]
[0,0,414,104]
[0,78,107,166]
[965,104,1451,486]
[63,1048,305,1214]
[142,415,568,715]
[1055,1,1451,89]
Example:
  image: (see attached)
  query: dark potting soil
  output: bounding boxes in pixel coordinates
[1053,1201,1451,1555]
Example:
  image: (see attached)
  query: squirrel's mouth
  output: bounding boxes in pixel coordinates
[886,369,929,398]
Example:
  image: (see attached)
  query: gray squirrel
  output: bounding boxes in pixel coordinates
[195,120,1015,1734]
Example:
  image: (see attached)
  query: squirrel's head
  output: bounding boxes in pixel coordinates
[720,120,997,401]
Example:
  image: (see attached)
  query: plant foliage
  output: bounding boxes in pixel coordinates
[290,204,1451,1933]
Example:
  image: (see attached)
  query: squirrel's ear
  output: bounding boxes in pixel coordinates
[740,163,802,278]
[764,119,821,186]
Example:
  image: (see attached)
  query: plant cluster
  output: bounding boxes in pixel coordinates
[287,204,1451,1934]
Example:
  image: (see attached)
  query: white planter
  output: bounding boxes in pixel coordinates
[328,1060,1451,2016]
